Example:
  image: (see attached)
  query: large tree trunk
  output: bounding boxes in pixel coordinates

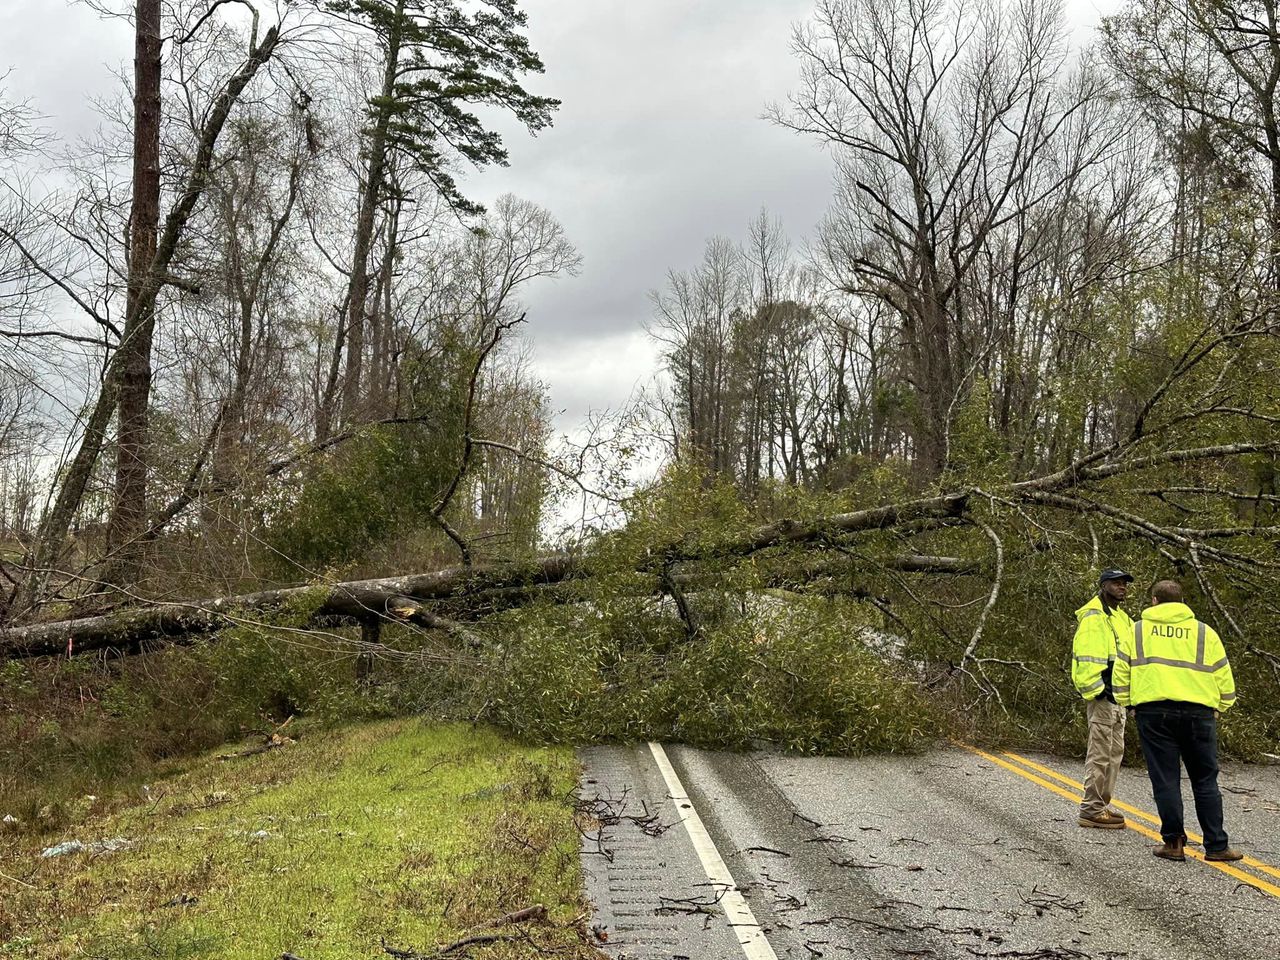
[13,26,281,615]
[0,548,981,660]
[0,556,582,658]
[341,0,403,425]
[104,0,163,589]
[0,487,974,659]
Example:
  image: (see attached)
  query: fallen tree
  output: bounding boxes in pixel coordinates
[0,557,581,658]
[3,314,1279,667]
[0,549,985,659]
[1,431,1276,661]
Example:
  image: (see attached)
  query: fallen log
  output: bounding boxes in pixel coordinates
[435,550,981,616]
[0,500,966,658]
[0,556,581,658]
[0,545,978,660]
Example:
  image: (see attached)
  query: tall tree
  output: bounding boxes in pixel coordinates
[324,0,559,427]
[648,237,743,479]
[775,0,1121,479]
[103,0,163,584]
[14,9,282,611]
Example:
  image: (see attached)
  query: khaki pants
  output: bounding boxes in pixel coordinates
[1081,697,1126,816]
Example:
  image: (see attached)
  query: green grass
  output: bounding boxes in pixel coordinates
[0,720,600,959]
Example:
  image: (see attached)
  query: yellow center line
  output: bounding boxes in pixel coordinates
[1001,750,1280,884]
[956,743,1280,901]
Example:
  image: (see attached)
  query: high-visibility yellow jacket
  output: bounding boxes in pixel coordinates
[1113,602,1237,711]
[1072,596,1133,701]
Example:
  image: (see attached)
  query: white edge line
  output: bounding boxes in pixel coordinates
[647,741,780,960]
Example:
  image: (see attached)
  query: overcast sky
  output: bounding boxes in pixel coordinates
[1,0,1122,433]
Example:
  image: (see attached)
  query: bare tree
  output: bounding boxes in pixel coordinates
[11,3,285,611]
[1105,0,1280,281]
[775,0,1126,478]
[647,236,744,478]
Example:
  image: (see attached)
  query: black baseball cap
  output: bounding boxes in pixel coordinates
[1099,568,1134,584]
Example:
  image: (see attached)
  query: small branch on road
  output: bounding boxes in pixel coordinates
[743,845,792,857]
[828,856,888,869]
[1016,886,1085,918]
[656,891,724,916]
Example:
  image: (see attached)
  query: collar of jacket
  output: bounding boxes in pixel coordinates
[1076,594,1110,622]
[1141,601,1195,624]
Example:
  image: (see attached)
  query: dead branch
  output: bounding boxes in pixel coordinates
[486,904,547,926]
[956,519,1004,671]
[471,436,623,504]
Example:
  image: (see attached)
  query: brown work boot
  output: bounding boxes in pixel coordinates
[1153,837,1186,861]
[1078,809,1126,829]
[1205,847,1244,862]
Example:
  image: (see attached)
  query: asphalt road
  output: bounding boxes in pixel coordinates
[578,743,1280,960]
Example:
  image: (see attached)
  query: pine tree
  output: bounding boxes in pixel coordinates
[326,0,558,424]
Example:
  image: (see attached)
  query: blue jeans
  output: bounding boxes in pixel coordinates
[1135,701,1229,852]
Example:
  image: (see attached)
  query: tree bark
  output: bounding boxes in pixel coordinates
[0,547,981,660]
[341,0,403,425]
[0,482,977,662]
[104,0,163,588]
[0,555,580,658]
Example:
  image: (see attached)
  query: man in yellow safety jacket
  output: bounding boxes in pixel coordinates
[1072,568,1134,829]
[1113,579,1242,862]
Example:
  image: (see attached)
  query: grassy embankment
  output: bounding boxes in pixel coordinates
[0,719,600,960]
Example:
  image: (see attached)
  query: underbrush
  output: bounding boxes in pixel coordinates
[0,621,423,835]
[0,591,944,837]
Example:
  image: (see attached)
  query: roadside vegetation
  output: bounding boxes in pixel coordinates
[0,720,596,960]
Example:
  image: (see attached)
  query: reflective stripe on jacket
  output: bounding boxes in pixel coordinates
[1071,595,1133,701]
[1112,602,1237,711]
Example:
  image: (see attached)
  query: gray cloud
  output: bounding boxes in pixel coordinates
[469,1,833,421]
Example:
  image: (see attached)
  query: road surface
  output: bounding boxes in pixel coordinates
[578,743,1280,959]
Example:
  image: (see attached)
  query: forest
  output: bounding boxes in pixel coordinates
[1,0,1280,818]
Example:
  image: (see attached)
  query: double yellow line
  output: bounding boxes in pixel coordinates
[960,743,1280,899]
